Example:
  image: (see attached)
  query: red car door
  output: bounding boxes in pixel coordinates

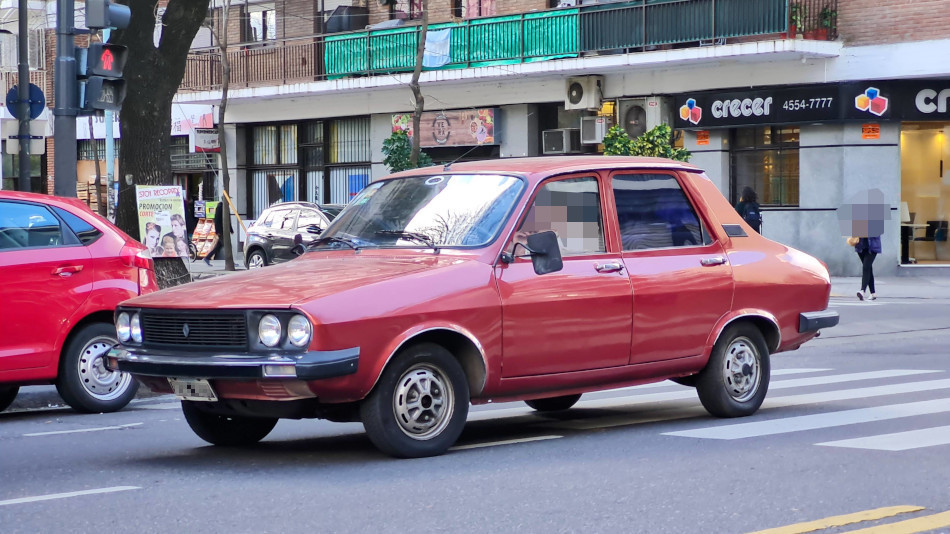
[0,200,94,372]
[610,172,734,364]
[497,175,632,378]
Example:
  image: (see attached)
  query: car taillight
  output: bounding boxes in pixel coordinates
[121,245,156,295]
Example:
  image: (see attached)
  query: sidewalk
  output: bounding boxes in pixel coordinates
[830,276,950,299]
[186,252,247,279]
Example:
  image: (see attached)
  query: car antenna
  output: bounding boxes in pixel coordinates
[442,144,481,172]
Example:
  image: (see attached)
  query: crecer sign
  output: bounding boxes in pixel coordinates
[673,80,950,128]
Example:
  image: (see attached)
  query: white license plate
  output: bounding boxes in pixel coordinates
[168,378,218,402]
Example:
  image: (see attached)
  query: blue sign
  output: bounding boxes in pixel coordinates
[5,83,46,120]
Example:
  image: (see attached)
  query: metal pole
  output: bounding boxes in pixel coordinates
[16,0,31,192]
[104,29,115,219]
[53,0,77,198]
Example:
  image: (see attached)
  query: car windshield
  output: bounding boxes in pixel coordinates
[317,174,524,249]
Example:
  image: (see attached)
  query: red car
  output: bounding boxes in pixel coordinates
[107,157,837,457]
[0,191,157,413]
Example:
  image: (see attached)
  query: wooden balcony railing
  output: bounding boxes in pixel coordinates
[181,0,836,93]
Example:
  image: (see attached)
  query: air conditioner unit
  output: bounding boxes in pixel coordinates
[565,76,604,111]
[580,116,614,144]
[542,128,582,154]
[616,96,672,139]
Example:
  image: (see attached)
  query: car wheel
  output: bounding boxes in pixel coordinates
[56,323,139,413]
[525,394,581,412]
[0,386,19,412]
[360,343,469,458]
[181,401,278,446]
[670,375,698,387]
[246,250,267,269]
[696,323,770,418]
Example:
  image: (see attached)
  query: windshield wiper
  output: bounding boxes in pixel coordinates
[310,236,361,250]
[375,230,439,251]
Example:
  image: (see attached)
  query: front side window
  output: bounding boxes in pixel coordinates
[731,126,800,206]
[613,174,705,251]
[296,210,326,230]
[319,174,524,249]
[515,177,605,256]
[0,202,65,249]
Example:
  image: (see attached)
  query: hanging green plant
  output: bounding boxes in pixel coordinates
[382,130,434,173]
[603,124,691,162]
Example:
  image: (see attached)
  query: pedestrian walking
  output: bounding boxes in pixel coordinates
[203,205,225,266]
[735,186,762,233]
[853,235,882,300]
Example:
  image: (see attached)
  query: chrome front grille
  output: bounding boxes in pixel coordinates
[140,311,248,350]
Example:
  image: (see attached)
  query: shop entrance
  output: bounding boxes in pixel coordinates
[900,123,950,264]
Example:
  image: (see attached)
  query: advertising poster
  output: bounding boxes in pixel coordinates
[136,185,189,258]
[392,109,498,147]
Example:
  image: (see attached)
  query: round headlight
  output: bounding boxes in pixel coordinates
[116,312,131,342]
[130,313,142,343]
[287,314,312,347]
[258,314,282,347]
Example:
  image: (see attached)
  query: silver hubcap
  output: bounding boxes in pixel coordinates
[248,254,265,269]
[393,364,454,440]
[77,335,132,401]
[721,336,760,402]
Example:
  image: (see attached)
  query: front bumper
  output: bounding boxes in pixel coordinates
[799,310,839,333]
[106,346,359,381]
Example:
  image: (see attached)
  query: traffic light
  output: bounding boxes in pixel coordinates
[76,0,131,114]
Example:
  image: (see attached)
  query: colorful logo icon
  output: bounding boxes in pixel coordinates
[855,87,888,116]
[679,99,702,125]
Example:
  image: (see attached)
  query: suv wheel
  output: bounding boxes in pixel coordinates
[56,322,139,413]
[246,250,267,269]
[696,323,770,418]
[360,343,469,458]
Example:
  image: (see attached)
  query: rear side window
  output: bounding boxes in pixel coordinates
[612,174,706,251]
[256,209,281,228]
[0,201,65,249]
[54,207,102,245]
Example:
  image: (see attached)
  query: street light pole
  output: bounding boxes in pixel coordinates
[16,0,31,192]
[53,0,77,198]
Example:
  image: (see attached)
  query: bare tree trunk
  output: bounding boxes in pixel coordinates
[89,117,105,216]
[409,0,429,167]
[216,1,235,271]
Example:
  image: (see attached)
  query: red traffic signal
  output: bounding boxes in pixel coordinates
[88,43,128,78]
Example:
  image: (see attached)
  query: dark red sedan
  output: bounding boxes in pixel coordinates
[0,191,158,413]
[108,157,837,457]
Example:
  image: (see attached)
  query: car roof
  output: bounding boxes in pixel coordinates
[0,190,95,213]
[387,156,702,184]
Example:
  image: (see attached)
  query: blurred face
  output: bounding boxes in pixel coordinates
[176,239,189,257]
[146,229,160,247]
[162,236,176,255]
[172,219,185,238]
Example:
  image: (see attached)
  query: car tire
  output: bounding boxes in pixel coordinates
[670,375,698,387]
[696,323,770,418]
[360,343,469,458]
[246,250,268,269]
[0,386,19,412]
[525,394,581,412]
[56,322,139,414]
[181,401,278,446]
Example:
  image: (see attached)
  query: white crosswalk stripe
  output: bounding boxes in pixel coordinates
[817,425,950,451]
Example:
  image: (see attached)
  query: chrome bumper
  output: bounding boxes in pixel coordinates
[106,346,359,381]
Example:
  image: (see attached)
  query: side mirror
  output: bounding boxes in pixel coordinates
[306,224,323,235]
[526,230,563,275]
[291,243,306,256]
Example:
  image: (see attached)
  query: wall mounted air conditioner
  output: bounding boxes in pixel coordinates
[542,128,583,154]
[580,116,614,144]
[565,76,604,111]
[616,96,672,139]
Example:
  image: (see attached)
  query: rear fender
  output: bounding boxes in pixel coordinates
[703,310,781,360]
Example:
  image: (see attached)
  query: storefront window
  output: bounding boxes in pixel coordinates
[730,126,800,206]
[900,123,950,264]
[2,154,45,192]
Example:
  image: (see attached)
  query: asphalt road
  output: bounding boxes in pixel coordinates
[2,294,950,533]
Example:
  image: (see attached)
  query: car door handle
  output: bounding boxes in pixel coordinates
[595,262,625,273]
[52,265,83,277]
[700,256,727,266]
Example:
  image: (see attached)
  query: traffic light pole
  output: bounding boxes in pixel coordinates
[16,0,31,192]
[53,0,77,198]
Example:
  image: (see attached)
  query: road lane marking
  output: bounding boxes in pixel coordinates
[450,435,562,451]
[846,510,950,533]
[0,486,140,506]
[747,505,924,534]
[663,399,950,440]
[23,423,142,437]
[817,424,950,451]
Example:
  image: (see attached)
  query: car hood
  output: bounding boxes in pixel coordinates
[125,253,476,310]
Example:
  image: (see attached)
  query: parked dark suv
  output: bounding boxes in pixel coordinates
[244,202,334,269]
